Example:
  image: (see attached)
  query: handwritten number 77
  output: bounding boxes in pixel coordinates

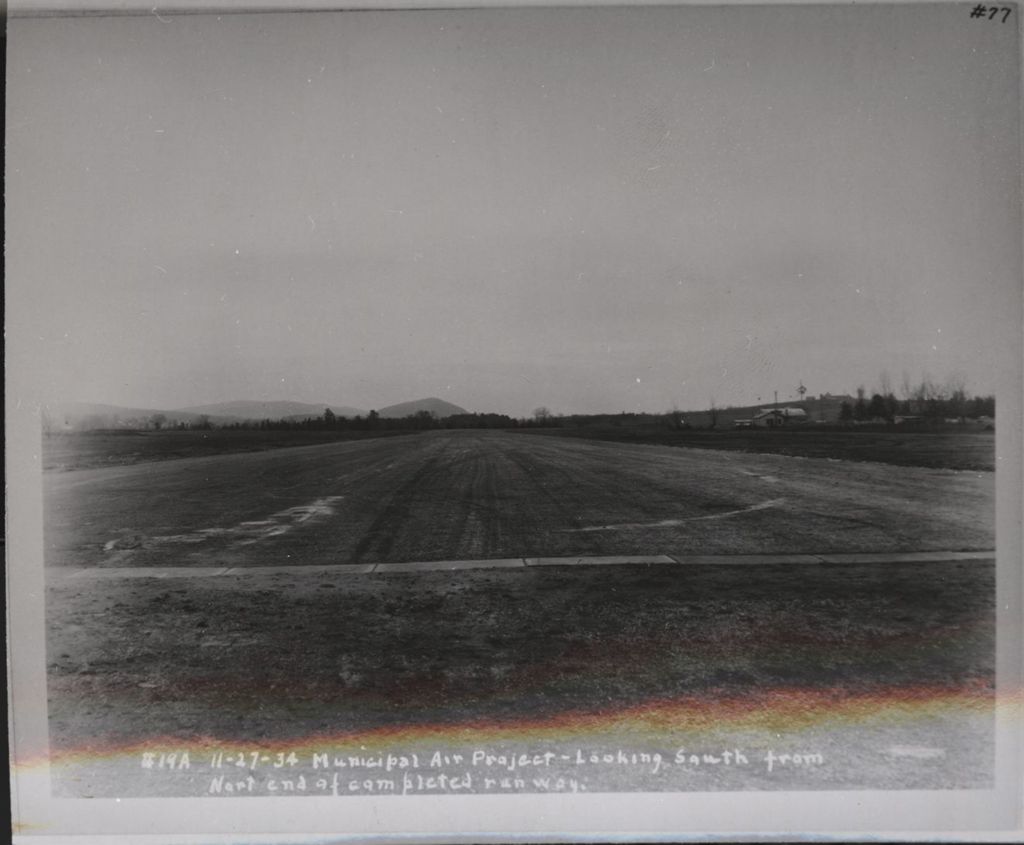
[971,5,1014,21]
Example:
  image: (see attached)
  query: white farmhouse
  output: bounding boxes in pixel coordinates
[751,407,808,428]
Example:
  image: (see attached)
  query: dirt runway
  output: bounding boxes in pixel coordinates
[44,429,993,569]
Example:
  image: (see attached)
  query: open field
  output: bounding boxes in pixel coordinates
[42,428,412,472]
[519,426,996,471]
[42,425,996,472]
[42,430,996,794]
[44,430,993,568]
[46,559,994,794]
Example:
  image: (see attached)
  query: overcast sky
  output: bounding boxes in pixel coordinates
[6,6,1020,416]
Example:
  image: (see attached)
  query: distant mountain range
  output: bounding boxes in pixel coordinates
[377,398,468,419]
[44,397,470,430]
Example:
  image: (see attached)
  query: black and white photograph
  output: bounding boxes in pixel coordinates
[6,0,1022,840]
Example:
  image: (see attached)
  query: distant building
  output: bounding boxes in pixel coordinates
[752,407,808,428]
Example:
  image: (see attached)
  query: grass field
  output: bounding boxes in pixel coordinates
[519,426,996,471]
[41,428,413,471]
[43,424,995,472]
[46,558,994,794]
[47,560,994,741]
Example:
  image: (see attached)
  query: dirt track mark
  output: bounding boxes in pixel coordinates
[499,442,588,530]
[349,439,453,563]
[567,498,787,532]
[104,496,345,555]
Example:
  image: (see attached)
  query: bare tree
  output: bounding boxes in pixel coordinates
[667,405,686,430]
[879,370,893,398]
[909,374,932,414]
[900,370,914,401]
[868,393,888,420]
[944,372,968,419]
[854,385,868,420]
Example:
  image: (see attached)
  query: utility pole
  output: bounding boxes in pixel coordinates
[774,390,778,409]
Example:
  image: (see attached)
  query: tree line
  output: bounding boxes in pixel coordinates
[214,409,523,432]
[839,372,994,423]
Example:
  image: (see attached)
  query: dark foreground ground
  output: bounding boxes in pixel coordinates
[45,559,994,795]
